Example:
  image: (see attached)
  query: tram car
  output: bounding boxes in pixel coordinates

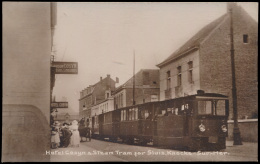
[93,90,229,151]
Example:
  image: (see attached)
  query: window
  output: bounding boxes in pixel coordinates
[243,34,248,43]
[177,66,182,86]
[129,109,132,120]
[132,108,135,120]
[198,101,212,115]
[166,71,171,90]
[144,109,149,119]
[197,100,226,116]
[188,61,193,84]
[124,110,127,121]
[135,108,138,120]
[121,110,124,121]
[120,93,123,107]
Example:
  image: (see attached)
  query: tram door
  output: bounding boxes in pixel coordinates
[182,101,193,136]
[92,117,95,129]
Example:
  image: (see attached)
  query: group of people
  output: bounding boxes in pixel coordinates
[51,120,80,149]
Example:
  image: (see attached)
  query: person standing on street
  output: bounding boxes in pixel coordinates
[61,123,72,147]
[51,121,61,149]
[70,120,80,147]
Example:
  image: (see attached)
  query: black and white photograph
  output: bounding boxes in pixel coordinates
[2,2,258,162]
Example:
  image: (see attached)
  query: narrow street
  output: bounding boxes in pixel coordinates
[50,139,258,162]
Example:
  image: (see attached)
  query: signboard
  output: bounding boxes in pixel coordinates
[51,102,68,108]
[51,62,78,74]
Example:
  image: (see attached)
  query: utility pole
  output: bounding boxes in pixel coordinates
[229,3,242,145]
[133,50,135,105]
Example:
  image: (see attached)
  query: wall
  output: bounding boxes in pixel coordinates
[3,2,51,124]
[125,87,160,106]
[2,2,53,162]
[227,119,258,142]
[200,6,258,119]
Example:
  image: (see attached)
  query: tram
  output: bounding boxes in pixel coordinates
[93,90,229,151]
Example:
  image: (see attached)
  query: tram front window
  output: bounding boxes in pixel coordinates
[198,100,226,116]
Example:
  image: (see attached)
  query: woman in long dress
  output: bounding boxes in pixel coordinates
[69,120,80,147]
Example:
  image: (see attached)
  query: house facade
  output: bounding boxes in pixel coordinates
[89,94,114,127]
[113,69,160,109]
[157,3,258,141]
[79,74,116,121]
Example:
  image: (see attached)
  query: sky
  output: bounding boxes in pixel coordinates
[52,2,258,114]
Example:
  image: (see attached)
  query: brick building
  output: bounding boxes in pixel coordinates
[157,3,257,141]
[113,69,160,109]
[79,74,116,121]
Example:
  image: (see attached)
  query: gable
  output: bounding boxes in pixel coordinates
[157,14,227,68]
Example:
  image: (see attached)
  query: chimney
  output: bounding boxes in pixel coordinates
[227,2,240,14]
[100,77,102,81]
[107,74,110,78]
[116,77,119,83]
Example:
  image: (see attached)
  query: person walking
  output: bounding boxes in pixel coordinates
[69,120,80,147]
[61,123,72,147]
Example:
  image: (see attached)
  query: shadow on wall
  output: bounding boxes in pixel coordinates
[2,104,50,162]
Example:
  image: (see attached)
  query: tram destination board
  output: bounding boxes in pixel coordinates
[52,61,78,74]
[51,102,68,108]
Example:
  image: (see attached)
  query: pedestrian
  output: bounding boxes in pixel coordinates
[51,121,61,149]
[69,120,80,147]
[61,123,72,147]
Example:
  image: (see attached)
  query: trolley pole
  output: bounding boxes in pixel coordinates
[133,50,135,105]
[229,3,242,145]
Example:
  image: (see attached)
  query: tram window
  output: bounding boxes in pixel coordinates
[124,110,127,120]
[181,105,185,111]
[215,100,226,115]
[129,109,132,121]
[132,108,135,120]
[175,108,178,115]
[140,110,145,119]
[135,108,138,120]
[144,110,149,119]
[198,101,212,115]
[162,110,166,115]
[121,110,123,121]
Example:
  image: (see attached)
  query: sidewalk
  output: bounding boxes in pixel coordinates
[49,143,125,162]
[225,140,258,159]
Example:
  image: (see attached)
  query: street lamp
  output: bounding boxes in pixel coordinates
[229,3,242,145]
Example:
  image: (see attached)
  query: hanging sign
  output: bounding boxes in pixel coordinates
[51,102,68,108]
[52,62,78,74]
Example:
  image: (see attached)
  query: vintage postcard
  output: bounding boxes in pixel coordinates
[2,2,258,162]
